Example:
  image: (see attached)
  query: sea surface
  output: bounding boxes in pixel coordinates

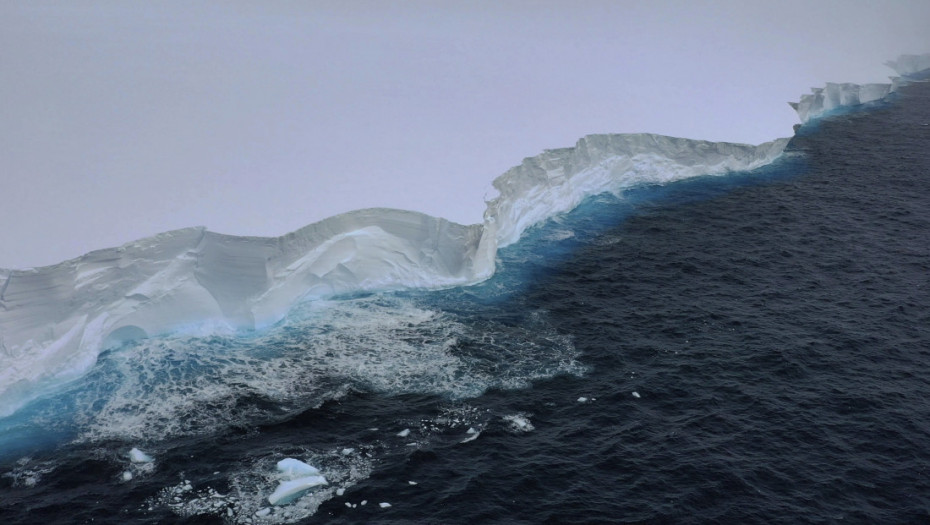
[2,80,930,524]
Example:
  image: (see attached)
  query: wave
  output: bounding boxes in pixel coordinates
[1,53,928,418]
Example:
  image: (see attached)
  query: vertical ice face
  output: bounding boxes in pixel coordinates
[789,53,930,125]
[482,133,790,248]
[4,52,926,419]
[0,211,486,417]
[0,132,790,418]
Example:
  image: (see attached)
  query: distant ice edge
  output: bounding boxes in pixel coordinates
[1,53,928,418]
[789,53,930,125]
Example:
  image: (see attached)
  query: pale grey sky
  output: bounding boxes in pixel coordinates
[2,0,929,268]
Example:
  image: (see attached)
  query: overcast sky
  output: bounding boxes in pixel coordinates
[2,0,929,269]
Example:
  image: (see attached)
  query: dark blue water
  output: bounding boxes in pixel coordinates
[2,81,930,524]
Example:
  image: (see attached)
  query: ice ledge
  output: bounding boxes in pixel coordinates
[5,53,926,418]
[789,52,930,125]
[0,209,486,417]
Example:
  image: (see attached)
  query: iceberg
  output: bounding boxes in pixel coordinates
[0,210,489,417]
[885,53,930,77]
[2,53,928,419]
[789,52,930,125]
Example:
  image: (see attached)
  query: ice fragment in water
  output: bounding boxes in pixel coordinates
[396,428,410,437]
[276,458,320,478]
[128,448,153,463]
[380,502,392,508]
[122,471,133,481]
[577,397,588,403]
[632,391,641,398]
[268,475,328,505]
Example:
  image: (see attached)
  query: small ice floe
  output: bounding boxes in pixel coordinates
[577,397,588,403]
[379,502,392,508]
[128,447,153,463]
[408,481,417,486]
[396,428,411,438]
[361,500,367,506]
[276,458,320,478]
[341,448,355,455]
[267,458,328,505]
[502,414,535,433]
[336,488,345,496]
[632,391,641,399]
[122,471,133,481]
[268,475,328,505]
[255,507,271,517]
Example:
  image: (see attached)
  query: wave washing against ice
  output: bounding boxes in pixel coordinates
[1,53,928,418]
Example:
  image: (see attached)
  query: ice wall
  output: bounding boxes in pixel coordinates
[483,134,790,248]
[0,210,487,417]
[0,133,787,417]
[3,53,928,418]
[789,52,930,125]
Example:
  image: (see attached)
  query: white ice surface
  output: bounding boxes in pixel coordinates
[276,458,321,479]
[2,53,927,419]
[129,447,153,463]
[268,475,328,506]
[788,53,930,125]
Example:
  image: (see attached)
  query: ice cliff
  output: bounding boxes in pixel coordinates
[0,210,490,416]
[789,53,930,125]
[1,53,928,418]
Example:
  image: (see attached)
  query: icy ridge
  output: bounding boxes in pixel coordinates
[482,134,790,248]
[2,53,928,418]
[789,52,930,125]
[0,210,486,417]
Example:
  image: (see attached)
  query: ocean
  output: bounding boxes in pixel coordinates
[2,79,929,524]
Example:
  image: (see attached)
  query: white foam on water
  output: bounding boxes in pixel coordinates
[11,294,580,445]
[1,456,56,488]
[502,413,535,433]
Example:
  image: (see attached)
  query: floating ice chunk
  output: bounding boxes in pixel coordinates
[122,471,133,481]
[466,427,477,434]
[336,487,345,496]
[255,507,271,517]
[276,458,320,479]
[361,500,367,505]
[632,391,641,398]
[268,475,328,505]
[460,431,481,443]
[408,481,417,485]
[577,397,588,403]
[128,447,153,463]
[379,502,392,508]
[396,428,410,437]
